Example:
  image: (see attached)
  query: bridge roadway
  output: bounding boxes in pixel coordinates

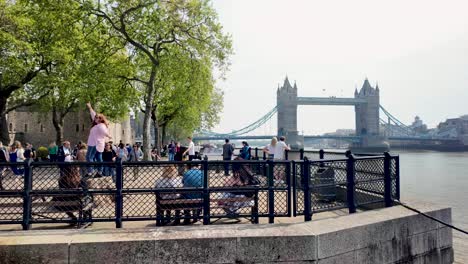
[297,97,367,106]
[193,135,459,142]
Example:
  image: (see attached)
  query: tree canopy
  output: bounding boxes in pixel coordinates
[0,0,232,151]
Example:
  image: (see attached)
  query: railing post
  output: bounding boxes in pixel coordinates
[383,152,392,207]
[285,150,289,160]
[22,159,33,230]
[303,157,312,221]
[263,150,266,160]
[115,159,124,228]
[319,149,324,159]
[299,148,304,160]
[267,160,275,224]
[254,147,258,159]
[346,154,356,214]
[395,156,400,200]
[202,156,210,225]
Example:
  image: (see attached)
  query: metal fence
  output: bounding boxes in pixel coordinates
[0,153,398,230]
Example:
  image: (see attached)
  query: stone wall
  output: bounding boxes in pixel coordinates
[6,108,133,147]
[0,201,453,263]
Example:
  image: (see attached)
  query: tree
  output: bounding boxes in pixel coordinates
[0,0,63,143]
[155,47,224,145]
[0,0,137,145]
[86,0,232,160]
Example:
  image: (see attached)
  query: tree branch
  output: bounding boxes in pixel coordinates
[5,91,51,114]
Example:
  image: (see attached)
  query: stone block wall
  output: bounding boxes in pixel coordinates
[0,201,453,263]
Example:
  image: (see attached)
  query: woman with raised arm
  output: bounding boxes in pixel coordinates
[85,102,112,178]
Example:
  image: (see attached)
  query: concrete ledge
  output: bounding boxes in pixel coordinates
[0,201,454,264]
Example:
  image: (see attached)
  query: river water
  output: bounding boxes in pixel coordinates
[396,150,468,232]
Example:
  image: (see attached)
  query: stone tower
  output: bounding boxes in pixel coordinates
[277,76,298,137]
[354,79,380,137]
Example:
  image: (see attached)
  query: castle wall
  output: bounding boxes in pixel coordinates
[6,109,133,147]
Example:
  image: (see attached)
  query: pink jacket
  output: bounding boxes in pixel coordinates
[86,110,109,152]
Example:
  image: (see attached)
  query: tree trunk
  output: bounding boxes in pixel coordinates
[161,124,167,148]
[142,66,157,160]
[151,107,159,155]
[52,107,64,145]
[0,95,10,145]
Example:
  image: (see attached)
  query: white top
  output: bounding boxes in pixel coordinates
[155,178,183,199]
[274,141,288,160]
[188,141,195,155]
[16,149,25,162]
[265,144,276,159]
[64,147,72,162]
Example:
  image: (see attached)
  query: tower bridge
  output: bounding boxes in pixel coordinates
[195,77,461,150]
[276,77,383,151]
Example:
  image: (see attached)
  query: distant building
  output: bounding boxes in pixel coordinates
[436,116,468,142]
[6,107,133,147]
[410,116,428,134]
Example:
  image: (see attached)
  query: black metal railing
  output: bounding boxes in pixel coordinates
[0,152,399,230]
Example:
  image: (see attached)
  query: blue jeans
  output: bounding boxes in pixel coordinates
[86,146,103,174]
[168,153,175,161]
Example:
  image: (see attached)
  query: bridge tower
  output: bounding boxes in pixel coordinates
[277,77,303,148]
[277,77,298,137]
[355,79,380,137]
[353,79,388,151]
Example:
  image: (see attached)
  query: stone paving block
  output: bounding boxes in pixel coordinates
[154,238,237,263]
[0,243,69,264]
[405,213,438,236]
[408,230,438,257]
[317,250,355,264]
[69,240,155,264]
[316,217,398,259]
[438,227,453,249]
[236,235,316,263]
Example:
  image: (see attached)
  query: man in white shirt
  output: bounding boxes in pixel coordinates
[183,136,196,161]
[275,136,291,160]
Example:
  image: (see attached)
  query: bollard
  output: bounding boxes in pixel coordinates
[319,149,325,160]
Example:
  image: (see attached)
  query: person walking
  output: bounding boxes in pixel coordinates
[222,138,234,176]
[182,137,196,161]
[9,141,25,175]
[85,102,112,177]
[0,142,9,190]
[128,144,143,180]
[168,140,176,161]
[48,142,58,162]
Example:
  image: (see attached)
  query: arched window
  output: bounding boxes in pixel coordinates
[76,124,79,132]
[40,124,44,132]
[24,124,28,132]
[82,124,85,131]
[9,123,13,131]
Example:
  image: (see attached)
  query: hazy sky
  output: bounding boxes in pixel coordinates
[211,0,468,135]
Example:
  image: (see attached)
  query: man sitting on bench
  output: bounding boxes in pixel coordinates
[182,162,203,224]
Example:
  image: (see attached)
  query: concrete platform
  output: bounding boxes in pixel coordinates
[0,200,457,264]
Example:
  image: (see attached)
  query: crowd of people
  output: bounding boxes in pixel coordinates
[0,102,292,223]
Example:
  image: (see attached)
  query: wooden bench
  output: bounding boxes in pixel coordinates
[0,195,93,228]
[155,190,259,226]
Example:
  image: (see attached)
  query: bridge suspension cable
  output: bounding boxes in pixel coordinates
[200,106,277,137]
